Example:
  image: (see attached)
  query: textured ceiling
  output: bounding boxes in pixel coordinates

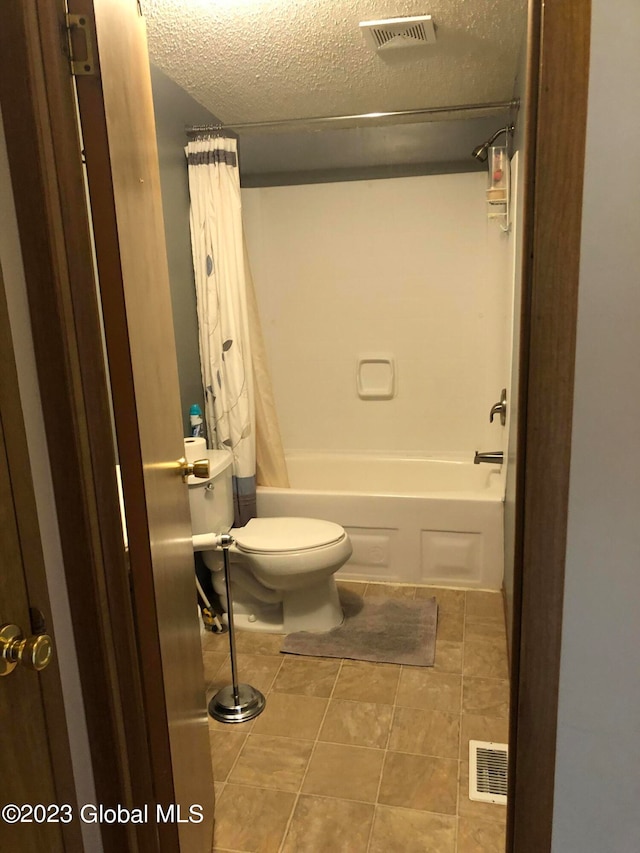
[142,0,527,125]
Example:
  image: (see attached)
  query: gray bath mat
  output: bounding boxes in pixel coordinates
[281,591,438,667]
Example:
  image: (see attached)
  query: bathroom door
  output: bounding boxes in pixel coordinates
[69,0,214,849]
[0,266,75,853]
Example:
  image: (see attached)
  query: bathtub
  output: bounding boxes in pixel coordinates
[256,452,504,591]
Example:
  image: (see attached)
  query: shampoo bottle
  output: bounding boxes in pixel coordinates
[189,404,204,437]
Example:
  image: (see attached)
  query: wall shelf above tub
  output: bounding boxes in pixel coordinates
[486,145,511,232]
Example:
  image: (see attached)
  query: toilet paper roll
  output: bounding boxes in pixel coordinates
[184,436,207,463]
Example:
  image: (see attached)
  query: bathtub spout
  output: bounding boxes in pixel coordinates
[474,451,503,465]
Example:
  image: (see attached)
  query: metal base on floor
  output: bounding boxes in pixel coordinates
[208,683,266,724]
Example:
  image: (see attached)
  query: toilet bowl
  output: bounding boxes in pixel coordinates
[187,448,352,633]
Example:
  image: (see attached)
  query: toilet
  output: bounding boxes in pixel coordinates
[188,449,352,633]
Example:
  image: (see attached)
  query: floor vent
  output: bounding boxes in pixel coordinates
[360,15,436,52]
[469,740,508,805]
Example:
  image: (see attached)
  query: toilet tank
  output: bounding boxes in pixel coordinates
[187,449,234,535]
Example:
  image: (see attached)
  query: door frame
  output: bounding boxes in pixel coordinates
[508,1,590,850]
[0,1,168,850]
[0,0,591,851]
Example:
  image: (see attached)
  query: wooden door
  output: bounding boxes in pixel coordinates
[1,0,214,849]
[0,266,80,852]
[68,0,215,849]
[0,395,63,853]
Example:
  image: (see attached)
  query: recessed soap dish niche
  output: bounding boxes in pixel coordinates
[356,354,396,400]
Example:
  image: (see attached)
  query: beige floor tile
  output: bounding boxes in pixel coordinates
[417,587,465,640]
[201,629,228,653]
[202,651,229,683]
[207,579,511,850]
[463,638,509,679]
[433,640,463,673]
[272,656,340,697]
[369,805,456,853]
[465,615,508,641]
[336,580,367,596]
[378,752,458,814]
[465,591,504,620]
[302,741,384,802]
[213,783,295,853]
[212,653,283,694]
[319,698,393,749]
[396,668,462,714]
[462,677,510,718]
[457,816,507,852]
[233,630,285,656]
[252,692,328,740]
[209,730,246,782]
[229,734,313,792]
[281,795,374,852]
[388,707,460,760]
[459,761,508,824]
[460,714,509,759]
[364,583,416,599]
[415,586,465,615]
[332,660,401,704]
[436,609,465,642]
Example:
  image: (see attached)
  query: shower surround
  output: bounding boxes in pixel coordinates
[243,171,513,589]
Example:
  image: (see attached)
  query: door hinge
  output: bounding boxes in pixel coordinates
[65,13,96,76]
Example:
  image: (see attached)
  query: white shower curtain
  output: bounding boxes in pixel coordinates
[186,136,257,525]
[244,240,290,490]
[186,136,289,523]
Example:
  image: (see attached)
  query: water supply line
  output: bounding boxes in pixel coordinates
[194,574,224,634]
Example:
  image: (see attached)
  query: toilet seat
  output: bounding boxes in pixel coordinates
[233,517,345,554]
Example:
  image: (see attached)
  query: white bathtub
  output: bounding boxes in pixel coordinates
[256,452,504,591]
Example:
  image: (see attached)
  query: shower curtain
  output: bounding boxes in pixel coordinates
[244,240,289,490]
[186,135,288,526]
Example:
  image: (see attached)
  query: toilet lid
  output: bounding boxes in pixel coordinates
[233,517,345,554]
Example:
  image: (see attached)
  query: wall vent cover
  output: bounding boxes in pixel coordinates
[469,740,508,804]
[360,15,436,51]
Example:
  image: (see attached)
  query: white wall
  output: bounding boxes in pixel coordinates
[243,172,511,457]
[551,0,640,850]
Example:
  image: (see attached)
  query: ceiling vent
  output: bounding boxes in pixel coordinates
[360,15,436,51]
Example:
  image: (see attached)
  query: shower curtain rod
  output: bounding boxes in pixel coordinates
[186,99,519,135]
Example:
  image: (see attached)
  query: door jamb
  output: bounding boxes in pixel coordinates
[508,1,591,850]
[0,2,168,850]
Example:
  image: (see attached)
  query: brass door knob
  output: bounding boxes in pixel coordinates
[178,456,211,482]
[0,624,53,677]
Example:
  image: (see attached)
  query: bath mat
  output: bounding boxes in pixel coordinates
[281,591,438,667]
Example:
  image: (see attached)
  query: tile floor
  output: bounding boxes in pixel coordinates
[202,581,510,853]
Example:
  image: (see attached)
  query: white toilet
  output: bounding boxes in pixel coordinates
[188,450,352,633]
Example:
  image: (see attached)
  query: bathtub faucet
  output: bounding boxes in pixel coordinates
[474,451,504,465]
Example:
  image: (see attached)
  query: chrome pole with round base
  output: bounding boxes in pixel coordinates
[208,534,265,724]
